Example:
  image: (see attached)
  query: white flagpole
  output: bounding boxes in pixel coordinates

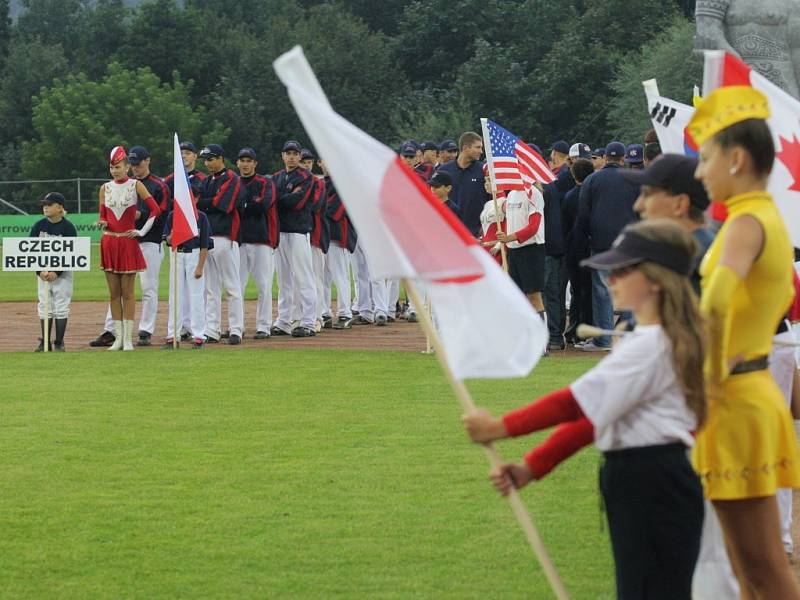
[404,279,571,600]
[480,118,508,273]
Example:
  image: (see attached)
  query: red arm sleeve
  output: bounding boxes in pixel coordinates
[142,194,161,218]
[502,386,584,436]
[484,222,498,242]
[514,212,542,244]
[524,418,595,479]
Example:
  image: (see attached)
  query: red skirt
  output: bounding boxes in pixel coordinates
[100,234,147,273]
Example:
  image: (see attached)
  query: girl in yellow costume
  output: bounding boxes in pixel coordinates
[691,85,800,599]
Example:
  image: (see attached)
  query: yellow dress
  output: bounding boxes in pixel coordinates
[693,191,800,499]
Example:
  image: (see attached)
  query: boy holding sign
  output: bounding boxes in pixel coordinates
[29,192,77,351]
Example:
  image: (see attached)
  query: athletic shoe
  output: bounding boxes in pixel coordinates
[314,320,323,333]
[332,316,352,330]
[136,331,152,347]
[581,340,611,352]
[291,320,300,331]
[351,315,373,325]
[253,330,270,339]
[53,341,65,352]
[35,339,51,352]
[180,331,191,342]
[547,341,566,352]
[375,314,388,326]
[270,325,291,336]
[322,315,333,329]
[205,335,220,344]
[387,315,396,323]
[407,312,418,323]
[573,340,586,349]
[291,326,316,338]
[161,340,179,350]
[192,338,205,349]
[89,330,115,347]
[228,334,242,345]
[221,330,230,339]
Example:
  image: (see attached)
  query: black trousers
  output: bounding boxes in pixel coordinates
[600,443,704,600]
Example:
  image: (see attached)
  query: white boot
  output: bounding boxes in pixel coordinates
[123,319,134,351]
[107,320,123,351]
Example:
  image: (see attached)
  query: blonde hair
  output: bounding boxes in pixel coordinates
[630,219,707,427]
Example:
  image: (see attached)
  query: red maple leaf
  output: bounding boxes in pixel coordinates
[776,133,800,192]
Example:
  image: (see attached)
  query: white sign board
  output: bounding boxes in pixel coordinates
[2,237,91,271]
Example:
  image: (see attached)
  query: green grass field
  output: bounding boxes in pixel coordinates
[0,350,613,599]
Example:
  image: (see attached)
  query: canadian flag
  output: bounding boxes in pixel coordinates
[703,52,800,245]
[170,133,199,249]
[273,46,547,379]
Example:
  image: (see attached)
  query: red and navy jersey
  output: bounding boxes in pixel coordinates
[309,175,331,253]
[240,174,279,248]
[135,173,171,244]
[415,161,434,182]
[325,176,357,253]
[197,168,246,240]
[273,166,315,234]
[165,168,207,200]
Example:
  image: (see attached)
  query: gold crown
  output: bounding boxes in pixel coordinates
[687,86,770,147]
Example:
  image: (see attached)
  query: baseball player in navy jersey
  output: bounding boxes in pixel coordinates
[94,146,171,347]
[164,140,207,341]
[236,147,278,338]
[271,140,318,338]
[30,192,77,351]
[301,148,330,332]
[197,144,247,345]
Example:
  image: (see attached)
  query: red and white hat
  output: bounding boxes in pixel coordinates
[109,146,127,164]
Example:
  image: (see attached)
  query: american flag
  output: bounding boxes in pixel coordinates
[481,118,555,193]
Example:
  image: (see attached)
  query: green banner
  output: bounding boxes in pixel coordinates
[0,213,102,243]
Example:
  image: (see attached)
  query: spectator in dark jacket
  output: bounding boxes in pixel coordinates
[573,141,640,351]
[437,131,492,236]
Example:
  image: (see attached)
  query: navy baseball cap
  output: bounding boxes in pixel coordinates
[625,144,644,164]
[237,147,257,160]
[300,148,315,160]
[606,142,626,158]
[421,141,438,151]
[400,143,417,157]
[199,144,225,158]
[41,192,65,206]
[619,154,710,210]
[127,146,150,165]
[581,225,692,276]
[569,142,591,159]
[551,140,569,155]
[179,141,197,153]
[439,139,457,151]
[591,146,606,158]
[282,140,302,152]
[429,171,453,187]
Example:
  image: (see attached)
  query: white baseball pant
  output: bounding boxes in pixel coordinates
[239,243,275,334]
[387,279,400,318]
[274,232,316,332]
[325,244,353,318]
[353,242,388,321]
[204,236,243,339]
[167,249,206,341]
[38,272,73,318]
[138,241,163,335]
[311,245,327,321]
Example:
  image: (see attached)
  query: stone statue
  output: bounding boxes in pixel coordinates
[695,0,800,98]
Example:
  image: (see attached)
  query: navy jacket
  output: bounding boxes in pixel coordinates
[240,174,279,247]
[135,173,171,244]
[436,159,488,236]
[574,164,640,253]
[325,177,357,253]
[310,176,331,253]
[197,169,247,239]
[273,167,315,234]
[165,169,207,200]
[542,183,564,257]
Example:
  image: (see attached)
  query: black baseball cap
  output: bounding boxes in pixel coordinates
[128,146,150,165]
[625,144,644,164]
[581,225,692,275]
[439,139,457,151]
[300,148,315,160]
[237,147,257,160]
[569,142,591,159]
[179,141,197,153]
[591,146,606,158]
[400,143,417,157]
[551,140,569,155]
[619,154,710,210]
[199,144,225,158]
[606,142,626,158]
[41,192,65,206]
[429,171,452,187]
[420,141,438,152]
[282,140,302,153]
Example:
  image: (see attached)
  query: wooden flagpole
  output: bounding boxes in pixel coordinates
[172,246,179,349]
[403,278,570,600]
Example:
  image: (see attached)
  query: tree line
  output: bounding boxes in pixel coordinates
[0,0,701,183]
